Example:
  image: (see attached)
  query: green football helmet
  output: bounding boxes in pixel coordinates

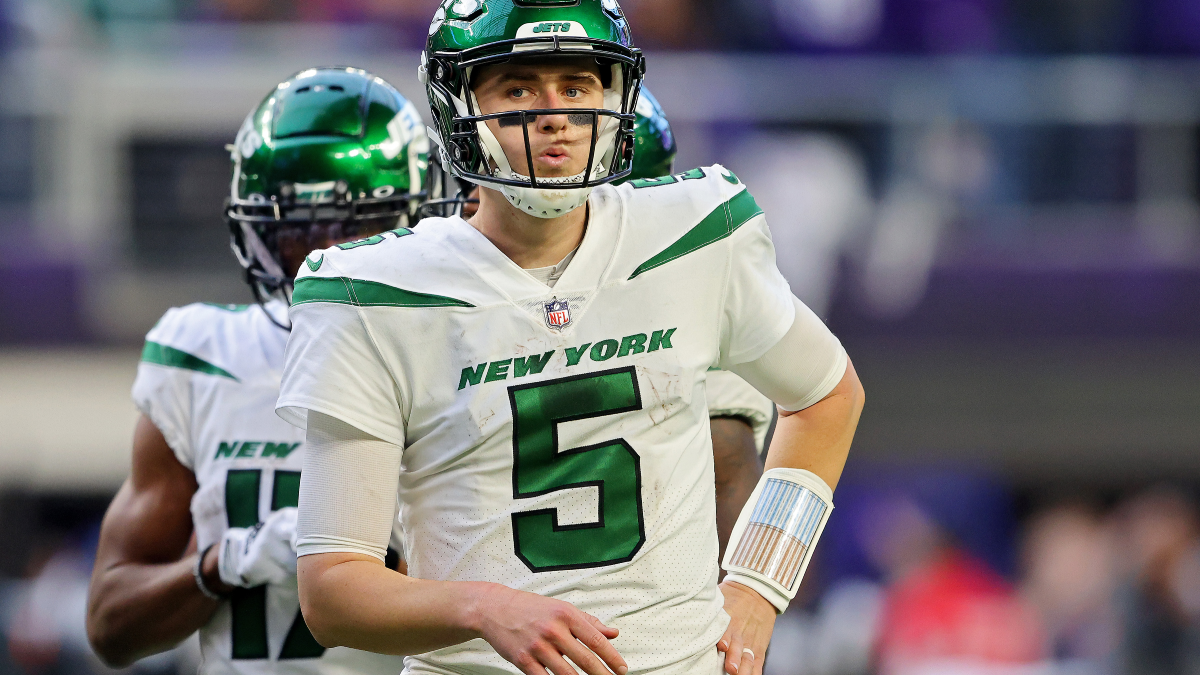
[226,67,429,309]
[421,0,644,218]
[621,85,676,182]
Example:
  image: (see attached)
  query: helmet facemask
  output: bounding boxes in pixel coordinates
[424,38,643,219]
[225,181,416,309]
[421,154,481,219]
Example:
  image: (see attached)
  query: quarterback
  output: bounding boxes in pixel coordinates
[422,83,777,561]
[86,68,426,674]
[279,2,865,675]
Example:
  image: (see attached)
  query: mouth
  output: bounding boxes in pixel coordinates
[537,145,573,170]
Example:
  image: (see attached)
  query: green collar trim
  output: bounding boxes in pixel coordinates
[629,188,763,280]
[292,277,475,309]
[141,342,238,381]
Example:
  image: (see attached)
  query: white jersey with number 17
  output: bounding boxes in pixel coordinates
[132,300,405,675]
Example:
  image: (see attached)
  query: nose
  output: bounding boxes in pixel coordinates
[537,89,570,133]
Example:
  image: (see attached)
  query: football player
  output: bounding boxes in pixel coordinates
[279,3,865,675]
[422,84,774,562]
[86,67,427,674]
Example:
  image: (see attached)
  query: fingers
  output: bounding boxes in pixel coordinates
[539,650,581,675]
[717,630,732,654]
[569,615,627,675]
[584,613,619,639]
[724,636,744,675]
[738,646,757,675]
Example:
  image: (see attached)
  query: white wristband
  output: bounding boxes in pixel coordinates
[721,468,834,614]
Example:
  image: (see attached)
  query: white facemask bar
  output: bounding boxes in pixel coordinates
[238,222,288,282]
[722,468,835,614]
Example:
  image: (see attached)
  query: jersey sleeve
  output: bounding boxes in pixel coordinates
[706,369,776,452]
[131,309,195,469]
[717,192,798,367]
[276,256,407,447]
[718,182,848,411]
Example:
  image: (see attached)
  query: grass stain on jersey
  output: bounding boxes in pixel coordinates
[457,328,676,390]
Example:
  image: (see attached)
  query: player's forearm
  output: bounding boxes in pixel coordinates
[711,417,762,562]
[86,553,219,666]
[763,359,863,490]
[298,553,485,655]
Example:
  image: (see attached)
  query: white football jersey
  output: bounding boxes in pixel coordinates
[132,300,405,675]
[278,166,847,675]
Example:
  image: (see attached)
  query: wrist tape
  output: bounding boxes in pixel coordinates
[722,467,834,614]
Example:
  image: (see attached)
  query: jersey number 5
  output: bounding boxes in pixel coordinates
[509,367,646,572]
[225,469,325,660]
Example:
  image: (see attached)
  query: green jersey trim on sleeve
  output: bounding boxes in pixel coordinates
[628,188,764,280]
[291,277,475,309]
[140,341,239,381]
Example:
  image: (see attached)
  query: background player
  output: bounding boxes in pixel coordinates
[85,67,427,673]
[422,84,775,563]
[280,2,864,675]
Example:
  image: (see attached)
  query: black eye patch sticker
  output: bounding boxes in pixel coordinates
[495,113,595,127]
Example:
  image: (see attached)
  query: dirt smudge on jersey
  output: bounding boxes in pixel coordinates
[635,362,689,427]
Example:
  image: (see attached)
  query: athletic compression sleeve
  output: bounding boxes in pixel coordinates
[295,411,403,562]
[725,296,847,412]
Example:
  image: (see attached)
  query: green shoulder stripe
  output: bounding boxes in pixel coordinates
[141,342,238,381]
[629,188,764,280]
[292,277,474,309]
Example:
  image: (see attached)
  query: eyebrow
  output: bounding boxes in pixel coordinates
[493,72,601,84]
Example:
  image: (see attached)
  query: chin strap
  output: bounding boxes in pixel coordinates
[247,273,292,332]
[722,468,834,614]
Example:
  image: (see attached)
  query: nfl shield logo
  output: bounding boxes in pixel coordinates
[544,298,572,329]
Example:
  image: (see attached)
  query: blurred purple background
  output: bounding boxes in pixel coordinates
[3,1,1200,673]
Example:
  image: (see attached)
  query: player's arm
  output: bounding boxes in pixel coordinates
[711,416,761,564]
[717,297,864,675]
[295,413,628,675]
[708,370,775,563]
[86,415,230,667]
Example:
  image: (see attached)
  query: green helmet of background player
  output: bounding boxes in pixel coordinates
[226,67,429,309]
[421,0,644,219]
[621,86,676,182]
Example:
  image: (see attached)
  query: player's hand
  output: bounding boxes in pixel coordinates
[474,583,628,675]
[717,580,776,675]
[218,507,298,587]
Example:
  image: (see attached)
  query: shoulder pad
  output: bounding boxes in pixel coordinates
[618,165,764,280]
[141,303,251,381]
[292,222,477,309]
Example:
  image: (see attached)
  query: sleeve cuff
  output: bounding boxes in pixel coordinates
[295,535,387,562]
[275,398,406,448]
[779,346,847,413]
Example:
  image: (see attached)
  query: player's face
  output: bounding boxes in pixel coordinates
[471,58,605,181]
[274,220,392,278]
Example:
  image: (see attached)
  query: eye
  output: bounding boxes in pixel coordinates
[510,88,529,99]
[565,87,581,98]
